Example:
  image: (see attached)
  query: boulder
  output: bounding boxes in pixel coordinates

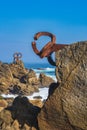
[22,69,40,86]
[0,99,8,112]
[39,73,55,87]
[0,109,13,129]
[9,61,27,79]
[30,99,43,108]
[0,96,41,130]
[38,41,87,130]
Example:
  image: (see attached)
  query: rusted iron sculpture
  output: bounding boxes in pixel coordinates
[13,52,22,63]
[32,32,68,66]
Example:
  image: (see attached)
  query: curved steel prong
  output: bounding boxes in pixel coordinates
[34,32,56,43]
[32,41,40,55]
[53,44,69,52]
[31,31,69,66]
[47,54,56,66]
[39,41,54,58]
[32,32,56,58]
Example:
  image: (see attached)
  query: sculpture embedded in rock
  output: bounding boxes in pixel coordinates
[38,41,87,130]
[32,31,68,66]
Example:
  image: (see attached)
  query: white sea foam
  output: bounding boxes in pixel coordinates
[1,94,17,99]
[27,87,49,100]
[1,87,49,101]
[33,67,56,81]
[33,67,55,73]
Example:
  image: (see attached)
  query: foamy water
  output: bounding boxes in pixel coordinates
[33,67,57,81]
[1,87,49,101]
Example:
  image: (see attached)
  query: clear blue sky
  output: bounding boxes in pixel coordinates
[0,0,87,63]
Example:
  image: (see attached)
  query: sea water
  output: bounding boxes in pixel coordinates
[24,62,56,81]
[1,63,57,100]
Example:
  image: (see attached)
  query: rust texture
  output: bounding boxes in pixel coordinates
[13,52,22,63]
[32,32,68,66]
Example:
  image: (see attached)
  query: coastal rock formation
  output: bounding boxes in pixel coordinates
[0,60,54,96]
[9,60,27,79]
[38,41,87,130]
[0,41,87,130]
[24,69,40,85]
[39,73,55,87]
[0,61,39,95]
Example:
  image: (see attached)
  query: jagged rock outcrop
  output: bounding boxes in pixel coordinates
[0,60,54,96]
[22,69,40,85]
[38,41,87,130]
[9,60,27,79]
[39,73,55,87]
[0,61,40,95]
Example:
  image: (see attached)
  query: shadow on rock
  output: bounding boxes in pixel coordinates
[48,82,59,97]
[6,96,41,129]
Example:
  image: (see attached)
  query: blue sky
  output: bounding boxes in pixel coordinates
[0,0,87,63]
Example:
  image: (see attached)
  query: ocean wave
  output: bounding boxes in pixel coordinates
[33,67,55,73]
[25,63,56,81]
[33,67,56,81]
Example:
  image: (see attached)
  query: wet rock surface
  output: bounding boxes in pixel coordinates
[38,41,87,130]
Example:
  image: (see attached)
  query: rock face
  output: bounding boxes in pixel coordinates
[38,41,87,130]
[0,99,8,112]
[0,63,13,93]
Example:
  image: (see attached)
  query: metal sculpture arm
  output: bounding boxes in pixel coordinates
[31,31,68,66]
[33,32,56,42]
[32,32,56,58]
[47,55,56,66]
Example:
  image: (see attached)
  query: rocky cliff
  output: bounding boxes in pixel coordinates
[38,41,87,130]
